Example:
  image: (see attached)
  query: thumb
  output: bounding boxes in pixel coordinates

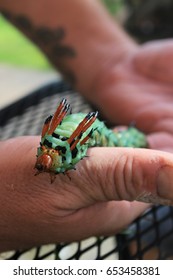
[78,147,173,205]
[133,39,173,82]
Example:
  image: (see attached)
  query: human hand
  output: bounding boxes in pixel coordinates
[90,39,173,152]
[1,136,173,252]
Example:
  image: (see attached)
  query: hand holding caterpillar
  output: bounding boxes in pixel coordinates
[35,99,148,182]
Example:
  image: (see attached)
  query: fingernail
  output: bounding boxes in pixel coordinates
[157,165,173,200]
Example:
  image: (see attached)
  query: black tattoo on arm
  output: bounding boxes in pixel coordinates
[1,10,77,84]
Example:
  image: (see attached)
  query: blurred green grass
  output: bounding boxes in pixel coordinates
[102,0,122,14]
[0,1,119,69]
[0,15,51,69]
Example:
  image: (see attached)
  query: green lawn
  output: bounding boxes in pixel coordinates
[0,15,51,69]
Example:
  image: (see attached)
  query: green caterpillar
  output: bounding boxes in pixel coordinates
[35,98,148,182]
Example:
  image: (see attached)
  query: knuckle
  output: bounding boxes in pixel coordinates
[112,152,143,201]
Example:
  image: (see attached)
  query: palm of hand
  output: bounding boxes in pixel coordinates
[94,39,173,152]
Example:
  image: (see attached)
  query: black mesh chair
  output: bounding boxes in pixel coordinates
[0,80,173,260]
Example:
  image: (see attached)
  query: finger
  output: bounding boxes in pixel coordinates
[5,136,173,207]
[3,136,173,208]
[135,103,173,134]
[74,147,173,206]
[134,39,173,83]
[148,132,173,152]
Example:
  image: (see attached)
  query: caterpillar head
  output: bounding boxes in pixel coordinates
[34,145,62,179]
[35,154,53,173]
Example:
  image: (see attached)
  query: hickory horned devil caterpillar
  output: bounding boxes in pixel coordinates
[35,98,148,183]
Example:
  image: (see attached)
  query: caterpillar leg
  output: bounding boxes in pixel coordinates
[48,98,70,135]
[68,112,98,150]
[50,173,57,184]
[63,170,71,180]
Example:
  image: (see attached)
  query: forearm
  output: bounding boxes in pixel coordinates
[0,0,136,96]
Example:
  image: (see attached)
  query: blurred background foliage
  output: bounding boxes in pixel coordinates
[0,0,173,69]
[102,0,122,14]
[0,15,51,69]
[124,0,173,42]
